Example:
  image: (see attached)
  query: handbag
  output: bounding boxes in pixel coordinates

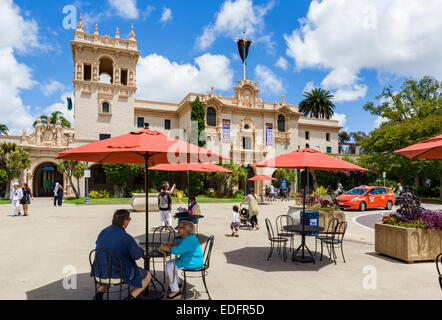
[156,245,171,255]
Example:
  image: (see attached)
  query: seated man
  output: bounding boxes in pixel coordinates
[91,209,151,300]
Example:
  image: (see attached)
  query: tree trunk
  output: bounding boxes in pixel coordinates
[440,174,442,201]
[3,181,11,200]
[68,175,79,198]
[311,170,319,190]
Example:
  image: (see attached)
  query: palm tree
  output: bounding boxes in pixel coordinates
[33,111,71,128]
[299,88,336,119]
[0,124,8,135]
[0,143,31,199]
[57,160,85,198]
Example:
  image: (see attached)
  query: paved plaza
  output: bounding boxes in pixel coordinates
[0,199,440,300]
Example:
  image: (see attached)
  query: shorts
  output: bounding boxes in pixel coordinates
[138,267,148,279]
[230,222,240,231]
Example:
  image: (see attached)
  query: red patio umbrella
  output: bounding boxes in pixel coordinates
[248,175,276,181]
[394,134,442,159]
[57,127,228,292]
[252,148,367,263]
[394,134,442,201]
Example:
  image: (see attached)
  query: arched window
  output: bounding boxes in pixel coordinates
[99,56,114,84]
[278,115,286,132]
[102,102,110,113]
[207,107,216,127]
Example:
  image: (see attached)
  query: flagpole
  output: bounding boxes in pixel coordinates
[243,30,246,80]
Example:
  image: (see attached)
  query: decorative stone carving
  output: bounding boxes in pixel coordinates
[23,119,73,147]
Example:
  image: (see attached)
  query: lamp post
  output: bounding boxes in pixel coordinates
[84,162,90,204]
[244,163,249,196]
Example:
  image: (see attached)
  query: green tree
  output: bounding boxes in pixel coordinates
[190,97,207,195]
[206,162,245,195]
[103,163,141,197]
[338,131,350,153]
[0,143,31,199]
[360,75,442,198]
[33,111,71,128]
[57,160,85,198]
[0,124,9,135]
[299,88,336,119]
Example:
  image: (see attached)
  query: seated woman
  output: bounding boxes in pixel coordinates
[177,196,200,227]
[162,220,204,299]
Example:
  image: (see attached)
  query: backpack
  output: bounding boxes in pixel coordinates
[158,192,170,210]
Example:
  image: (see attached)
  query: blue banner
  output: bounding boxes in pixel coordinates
[222,119,230,143]
[266,123,273,146]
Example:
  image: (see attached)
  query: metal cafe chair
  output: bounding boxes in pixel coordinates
[144,226,176,283]
[436,253,442,290]
[89,249,130,300]
[181,235,215,300]
[320,221,347,264]
[315,217,339,256]
[275,215,295,252]
[265,218,288,262]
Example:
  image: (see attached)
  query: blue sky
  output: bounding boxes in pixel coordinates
[2,0,441,135]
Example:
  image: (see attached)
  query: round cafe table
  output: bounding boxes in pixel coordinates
[283,225,324,263]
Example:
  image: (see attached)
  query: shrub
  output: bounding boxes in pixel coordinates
[235,189,244,198]
[148,188,158,193]
[313,186,328,196]
[89,190,110,199]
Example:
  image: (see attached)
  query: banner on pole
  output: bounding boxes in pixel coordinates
[222,119,231,143]
[237,39,252,64]
[266,123,273,146]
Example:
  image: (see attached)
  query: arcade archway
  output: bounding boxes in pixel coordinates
[33,163,63,197]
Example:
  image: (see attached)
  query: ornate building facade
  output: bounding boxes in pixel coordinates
[1,20,342,197]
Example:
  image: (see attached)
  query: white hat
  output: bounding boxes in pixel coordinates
[12,182,19,186]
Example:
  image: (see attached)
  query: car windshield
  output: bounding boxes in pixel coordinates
[345,188,367,195]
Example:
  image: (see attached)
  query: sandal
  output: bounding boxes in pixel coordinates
[166,291,182,300]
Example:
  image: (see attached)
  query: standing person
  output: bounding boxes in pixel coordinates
[397,183,404,196]
[21,183,33,216]
[163,181,176,196]
[241,187,259,230]
[10,182,23,216]
[54,184,64,207]
[53,182,59,207]
[265,185,269,202]
[90,209,152,300]
[158,185,172,227]
[230,205,241,237]
[269,185,274,202]
[286,186,291,201]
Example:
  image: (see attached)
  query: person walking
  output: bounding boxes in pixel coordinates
[158,184,172,227]
[21,183,33,216]
[230,205,241,237]
[397,183,404,196]
[10,182,23,216]
[53,182,64,207]
[286,186,291,201]
[241,187,259,230]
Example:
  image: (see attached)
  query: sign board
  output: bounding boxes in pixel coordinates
[84,169,91,178]
[265,123,273,146]
[222,119,230,143]
[280,178,288,190]
[382,171,386,178]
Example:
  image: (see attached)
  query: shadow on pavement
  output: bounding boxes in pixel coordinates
[223,247,334,272]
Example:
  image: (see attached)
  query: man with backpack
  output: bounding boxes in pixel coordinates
[158,184,172,226]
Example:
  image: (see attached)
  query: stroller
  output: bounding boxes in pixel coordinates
[239,205,253,229]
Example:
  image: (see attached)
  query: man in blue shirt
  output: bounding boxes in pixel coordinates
[91,209,151,300]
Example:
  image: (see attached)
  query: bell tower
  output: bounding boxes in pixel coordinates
[71,16,141,141]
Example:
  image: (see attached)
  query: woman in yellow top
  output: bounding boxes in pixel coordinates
[241,187,259,230]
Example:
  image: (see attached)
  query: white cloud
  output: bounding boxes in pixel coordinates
[136,53,234,102]
[254,65,283,95]
[108,0,139,19]
[160,7,172,24]
[284,0,442,101]
[41,80,66,97]
[0,0,40,53]
[196,0,274,50]
[142,5,155,20]
[275,57,289,71]
[332,112,347,130]
[334,84,368,102]
[302,81,315,94]
[0,0,41,134]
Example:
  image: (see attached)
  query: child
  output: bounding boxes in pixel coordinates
[231,205,241,237]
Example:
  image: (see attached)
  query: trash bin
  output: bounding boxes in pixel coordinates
[300,210,319,236]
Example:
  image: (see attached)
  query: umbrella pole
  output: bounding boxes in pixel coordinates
[144,153,164,298]
[187,170,190,212]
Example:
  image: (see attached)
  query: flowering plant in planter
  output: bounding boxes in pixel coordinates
[385,187,442,230]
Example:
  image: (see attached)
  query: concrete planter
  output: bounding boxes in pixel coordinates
[318,210,346,230]
[130,193,159,212]
[375,223,442,263]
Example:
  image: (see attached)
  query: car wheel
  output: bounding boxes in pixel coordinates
[385,201,393,210]
[359,202,366,212]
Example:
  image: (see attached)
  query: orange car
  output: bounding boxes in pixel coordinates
[337,186,395,211]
